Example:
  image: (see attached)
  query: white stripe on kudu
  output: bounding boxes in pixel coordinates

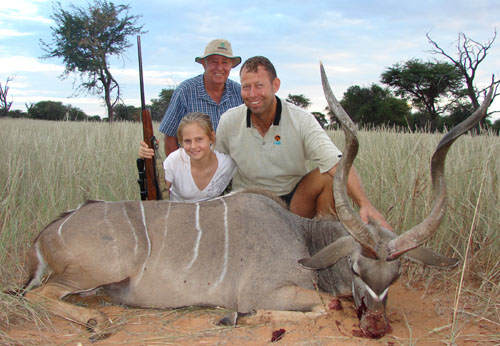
[156,201,172,262]
[186,203,202,271]
[57,202,86,237]
[122,203,139,257]
[136,201,152,282]
[57,210,74,237]
[212,198,229,289]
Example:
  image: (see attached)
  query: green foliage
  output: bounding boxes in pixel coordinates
[340,84,411,128]
[67,106,87,121]
[29,101,67,121]
[114,103,140,121]
[286,94,311,109]
[440,102,476,131]
[311,111,327,128]
[40,0,145,122]
[28,101,88,121]
[150,88,174,121]
[381,59,464,131]
[7,110,28,118]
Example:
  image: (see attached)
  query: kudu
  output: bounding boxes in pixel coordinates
[19,64,492,340]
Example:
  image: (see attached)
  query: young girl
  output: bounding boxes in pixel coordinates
[139,112,236,202]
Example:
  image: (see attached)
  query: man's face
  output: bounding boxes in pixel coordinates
[240,66,280,117]
[203,55,232,86]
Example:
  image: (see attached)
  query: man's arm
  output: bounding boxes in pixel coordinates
[327,164,391,230]
[164,135,179,157]
[158,85,186,155]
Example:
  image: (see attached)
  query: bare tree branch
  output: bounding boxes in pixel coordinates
[426,30,499,124]
[0,76,14,117]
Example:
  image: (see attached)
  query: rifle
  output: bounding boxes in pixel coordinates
[136,36,162,201]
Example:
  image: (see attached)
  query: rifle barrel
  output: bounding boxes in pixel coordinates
[136,35,162,201]
[137,36,146,111]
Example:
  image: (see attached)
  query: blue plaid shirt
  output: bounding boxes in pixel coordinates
[159,74,243,136]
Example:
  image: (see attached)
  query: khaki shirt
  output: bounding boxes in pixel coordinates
[215,97,342,196]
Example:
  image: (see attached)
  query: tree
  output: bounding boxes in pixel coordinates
[29,101,67,121]
[66,106,88,121]
[40,0,144,122]
[311,111,328,128]
[8,110,28,118]
[426,30,499,125]
[150,88,174,121]
[29,101,87,121]
[381,59,463,131]
[114,103,140,121]
[286,94,311,109]
[0,76,14,117]
[492,118,500,135]
[340,84,411,128]
[88,115,102,122]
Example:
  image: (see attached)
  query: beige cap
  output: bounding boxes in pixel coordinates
[195,39,241,68]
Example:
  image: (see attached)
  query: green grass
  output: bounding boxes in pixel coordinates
[0,118,498,341]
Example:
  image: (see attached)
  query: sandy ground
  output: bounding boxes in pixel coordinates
[5,280,499,345]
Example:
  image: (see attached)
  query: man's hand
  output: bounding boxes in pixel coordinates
[138,140,155,159]
[359,203,392,230]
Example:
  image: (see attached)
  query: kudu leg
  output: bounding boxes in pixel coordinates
[25,283,112,339]
[235,285,334,325]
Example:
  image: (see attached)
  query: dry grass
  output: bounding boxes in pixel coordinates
[0,118,498,344]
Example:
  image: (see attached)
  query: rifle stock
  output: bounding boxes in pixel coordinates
[137,36,162,201]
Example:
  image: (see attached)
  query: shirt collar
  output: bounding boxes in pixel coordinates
[246,96,282,128]
[197,74,229,103]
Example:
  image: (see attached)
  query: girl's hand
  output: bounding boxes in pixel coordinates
[138,140,155,159]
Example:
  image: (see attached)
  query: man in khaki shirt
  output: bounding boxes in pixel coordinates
[216,56,390,228]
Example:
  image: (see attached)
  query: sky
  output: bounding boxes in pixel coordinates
[1,0,500,121]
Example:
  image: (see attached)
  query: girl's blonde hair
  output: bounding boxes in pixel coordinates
[177,112,215,145]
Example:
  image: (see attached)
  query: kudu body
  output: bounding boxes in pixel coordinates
[21,65,492,339]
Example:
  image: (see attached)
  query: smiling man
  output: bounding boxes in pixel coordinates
[157,39,243,157]
[215,56,390,227]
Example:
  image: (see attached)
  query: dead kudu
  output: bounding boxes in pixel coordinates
[18,65,492,340]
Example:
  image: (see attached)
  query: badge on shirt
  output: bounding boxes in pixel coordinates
[274,135,281,145]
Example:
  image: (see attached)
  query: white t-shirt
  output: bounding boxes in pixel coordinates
[163,148,236,203]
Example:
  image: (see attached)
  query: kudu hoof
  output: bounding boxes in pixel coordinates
[217,312,238,326]
[217,310,256,326]
[86,314,114,341]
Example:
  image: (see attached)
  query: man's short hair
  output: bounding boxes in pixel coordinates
[240,56,277,81]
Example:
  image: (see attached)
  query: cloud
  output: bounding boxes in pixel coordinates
[0,29,32,39]
[0,56,62,74]
[0,1,52,24]
[112,67,180,88]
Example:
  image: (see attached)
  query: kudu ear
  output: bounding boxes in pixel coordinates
[403,247,459,267]
[298,236,357,269]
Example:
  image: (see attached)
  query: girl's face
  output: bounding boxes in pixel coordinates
[181,123,214,161]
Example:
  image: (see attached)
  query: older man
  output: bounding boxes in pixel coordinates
[156,39,243,157]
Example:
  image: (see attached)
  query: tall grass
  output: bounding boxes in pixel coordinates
[0,118,498,336]
[0,119,146,325]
